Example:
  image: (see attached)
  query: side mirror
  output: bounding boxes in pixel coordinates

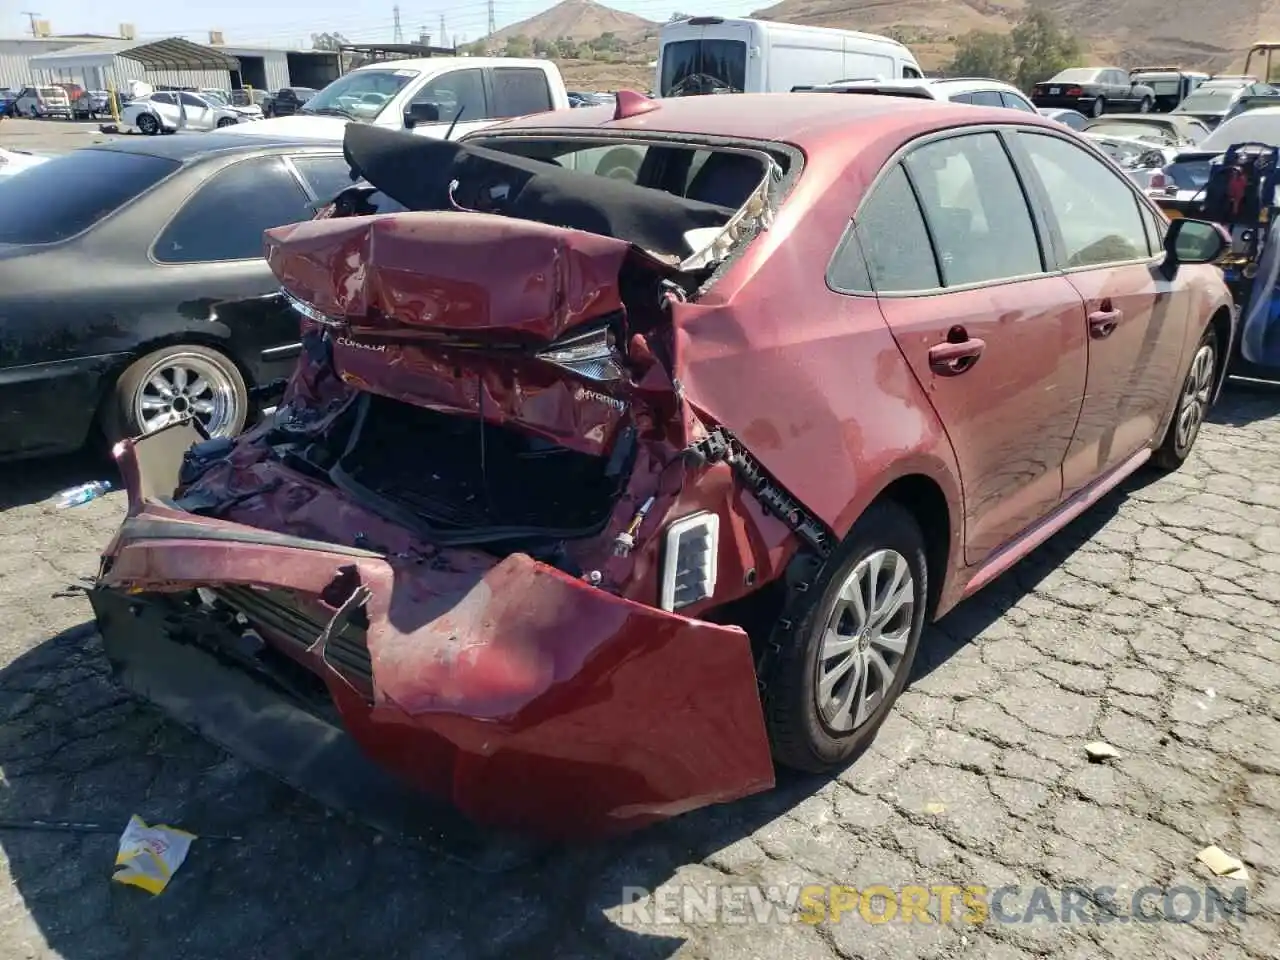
[403,102,439,129]
[1160,217,1230,279]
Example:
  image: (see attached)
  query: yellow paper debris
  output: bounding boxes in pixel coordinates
[923,802,946,814]
[1197,845,1246,878]
[112,815,196,895]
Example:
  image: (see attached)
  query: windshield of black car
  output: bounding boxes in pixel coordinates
[300,70,417,120]
[0,150,179,244]
[660,39,746,96]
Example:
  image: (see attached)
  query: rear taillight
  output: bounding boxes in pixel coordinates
[1148,169,1168,190]
[1066,86,1083,96]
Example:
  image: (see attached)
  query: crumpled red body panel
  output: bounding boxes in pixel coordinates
[263,212,634,343]
[96,427,776,838]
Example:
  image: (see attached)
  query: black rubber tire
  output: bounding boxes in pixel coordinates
[216,116,236,128]
[1138,96,1153,113]
[1152,325,1219,471]
[1091,96,1106,117]
[101,345,248,445]
[136,112,159,135]
[762,501,929,773]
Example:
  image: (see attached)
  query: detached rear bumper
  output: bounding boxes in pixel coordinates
[91,423,775,839]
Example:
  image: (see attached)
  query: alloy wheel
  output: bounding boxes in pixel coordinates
[131,352,241,437]
[1175,342,1215,453]
[814,548,915,733]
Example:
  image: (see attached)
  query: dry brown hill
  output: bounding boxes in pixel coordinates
[493,0,658,43]
[749,0,1280,72]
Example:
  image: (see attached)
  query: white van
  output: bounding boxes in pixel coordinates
[656,17,922,97]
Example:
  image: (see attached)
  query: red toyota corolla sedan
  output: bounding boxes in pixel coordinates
[89,92,1234,839]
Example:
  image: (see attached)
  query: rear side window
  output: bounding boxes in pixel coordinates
[1001,91,1037,112]
[0,149,179,244]
[154,156,312,263]
[291,155,356,202]
[903,65,922,79]
[904,132,1042,285]
[965,90,1005,107]
[491,68,553,118]
[847,163,939,292]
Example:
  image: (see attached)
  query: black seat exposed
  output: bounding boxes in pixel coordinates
[685,151,764,209]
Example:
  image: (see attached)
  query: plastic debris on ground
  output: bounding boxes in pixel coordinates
[113,815,197,894]
[1084,741,1122,763]
[53,480,112,508]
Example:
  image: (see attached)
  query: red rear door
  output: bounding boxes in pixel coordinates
[852,130,1088,565]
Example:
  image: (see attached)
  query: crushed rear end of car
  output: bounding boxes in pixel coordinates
[90,124,820,839]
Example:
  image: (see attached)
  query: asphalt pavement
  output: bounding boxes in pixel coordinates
[0,118,1278,959]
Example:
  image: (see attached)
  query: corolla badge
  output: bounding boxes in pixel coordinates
[336,337,387,352]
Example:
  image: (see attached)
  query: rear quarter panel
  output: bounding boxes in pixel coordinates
[673,120,967,602]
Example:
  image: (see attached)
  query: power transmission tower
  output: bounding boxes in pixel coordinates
[487,0,496,37]
[392,4,404,43]
[439,13,446,48]
[21,11,41,36]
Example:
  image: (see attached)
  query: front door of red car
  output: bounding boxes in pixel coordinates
[1012,130,1192,495]
[853,131,1089,564]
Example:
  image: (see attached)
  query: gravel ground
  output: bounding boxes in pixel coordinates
[1,381,1277,960]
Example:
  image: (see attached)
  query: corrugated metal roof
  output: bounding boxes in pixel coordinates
[29,37,239,70]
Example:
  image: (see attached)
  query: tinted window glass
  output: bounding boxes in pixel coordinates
[904,133,1042,286]
[1020,132,1150,267]
[179,93,205,108]
[154,157,311,263]
[660,39,747,96]
[950,92,975,104]
[491,68,553,118]
[0,149,178,244]
[1140,202,1167,256]
[853,163,939,292]
[411,69,486,123]
[966,90,1004,107]
[291,155,355,202]
[1002,91,1037,112]
[903,65,922,79]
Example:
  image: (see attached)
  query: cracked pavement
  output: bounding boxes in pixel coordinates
[0,382,1278,960]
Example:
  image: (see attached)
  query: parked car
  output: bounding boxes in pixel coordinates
[0,133,355,462]
[226,58,572,142]
[1039,107,1089,130]
[0,147,49,178]
[1128,67,1209,112]
[1081,113,1212,188]
[1222,90,1280,123]
[0,87,20,116]
[1031,67,1158,116]
[264,86,317,117]
[72,89,112,119]
[796,76,1038,113]
[121,91,260,134]
[232,88,272,109]
[1172,78,1274,129]
[87,94,1234,839]
[1150,107,1280,213]
[13,85,72,118]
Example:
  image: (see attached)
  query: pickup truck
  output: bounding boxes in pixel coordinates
[220,57,571,141]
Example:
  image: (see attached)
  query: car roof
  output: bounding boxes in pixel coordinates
[482,93,1061,151]
[86,132,343,162]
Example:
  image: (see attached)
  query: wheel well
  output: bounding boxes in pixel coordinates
[873,474,951,619]
[91,335,254,431]
[1208,306,1232,388]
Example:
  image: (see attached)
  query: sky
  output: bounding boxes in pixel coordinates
[2,0,760,49]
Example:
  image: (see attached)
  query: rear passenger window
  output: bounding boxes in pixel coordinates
[1001,91,1037,112]
[491,68,553,118]
[966,90,1004,107]
[291,155,354,202]
[904,132,1043,286]
[847,163,939,292]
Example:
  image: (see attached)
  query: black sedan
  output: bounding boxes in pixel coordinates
[0,133,355,462]
[1031,67,1157,117]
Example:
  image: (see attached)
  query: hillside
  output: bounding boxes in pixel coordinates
[493,0,658,43]
[749,0,1278,71]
